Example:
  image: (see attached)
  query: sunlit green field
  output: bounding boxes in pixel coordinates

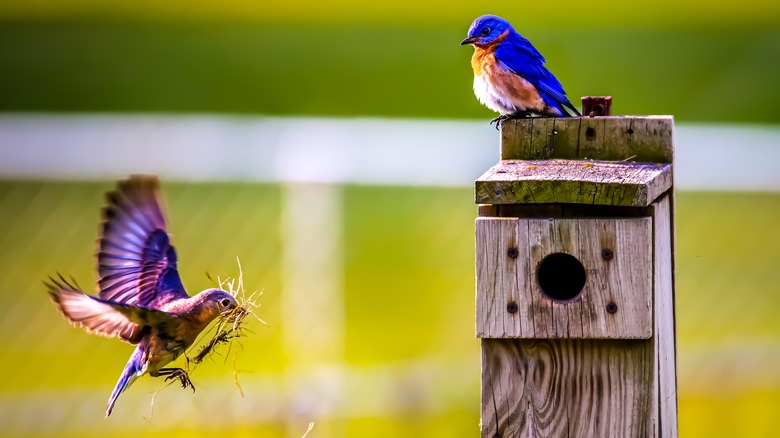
[0,181,779,436]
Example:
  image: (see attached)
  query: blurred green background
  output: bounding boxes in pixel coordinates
[1,1,779,437]
[1,0,780,123]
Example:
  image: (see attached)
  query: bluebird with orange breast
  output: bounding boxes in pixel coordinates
[461,15,580,125]
[47,175,238,417]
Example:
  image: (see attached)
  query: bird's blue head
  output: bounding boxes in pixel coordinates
[461,15,515,47]
[196,288,239,317]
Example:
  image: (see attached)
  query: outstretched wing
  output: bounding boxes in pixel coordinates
[98,175,189,308]
[495,35,580,116]
[46,276,174,344]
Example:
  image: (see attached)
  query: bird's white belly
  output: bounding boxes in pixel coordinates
[473,73,517,115]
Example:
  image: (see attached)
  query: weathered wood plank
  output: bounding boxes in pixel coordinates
[481,339,654,438]
[529,117,556,159]
[631,117,675,162]
[552,117,581,159]
[476,218,532,337]
[597,117,633,160]
[477,204,498,217]
[653,194,679,436]
[578,117,606,160]
[475,159,672,207]
[501,118,532,160]
[476,217,653,339]
[501,117,674,162]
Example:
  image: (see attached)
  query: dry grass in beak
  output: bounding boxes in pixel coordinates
[189,258,266,377]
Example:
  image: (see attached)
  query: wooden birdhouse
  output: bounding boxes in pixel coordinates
[475,103,678,437]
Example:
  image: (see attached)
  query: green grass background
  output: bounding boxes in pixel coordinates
[1,182,779,436]
[1,0,780,436]
[1,3,779,123]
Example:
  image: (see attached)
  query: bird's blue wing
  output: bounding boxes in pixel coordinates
[97,176,189,308]
[495,36,580,116]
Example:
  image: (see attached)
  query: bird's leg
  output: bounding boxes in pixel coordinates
[158,367,196,393]
[489,114,511,129]
[490,111,533,129]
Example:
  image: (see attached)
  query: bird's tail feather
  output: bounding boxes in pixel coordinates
[563,100,582,117]
[105,347,145,417]
[539,90,580,117]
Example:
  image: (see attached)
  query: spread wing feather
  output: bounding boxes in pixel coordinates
[46,276,175,344]
[97,175,189,308]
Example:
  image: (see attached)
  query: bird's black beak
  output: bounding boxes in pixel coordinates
[460,36,478,46]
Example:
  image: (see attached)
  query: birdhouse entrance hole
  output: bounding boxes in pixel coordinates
[536,252,586,302]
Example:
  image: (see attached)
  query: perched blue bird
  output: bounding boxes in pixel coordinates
[47,175,238,417]
[461,15,580,124]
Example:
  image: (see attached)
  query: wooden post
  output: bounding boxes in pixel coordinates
[475,107,678,437]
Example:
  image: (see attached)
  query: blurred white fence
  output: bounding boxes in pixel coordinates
[1,114,779,190]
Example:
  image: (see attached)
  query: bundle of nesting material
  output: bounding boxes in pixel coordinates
[188,258,266,392]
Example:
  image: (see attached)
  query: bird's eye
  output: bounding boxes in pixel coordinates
[481,27,491,36]
[220,298,231,307]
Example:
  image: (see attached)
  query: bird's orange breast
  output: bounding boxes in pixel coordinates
[471,47,493,76]
[470,30,509,76]
[170,310,217,346]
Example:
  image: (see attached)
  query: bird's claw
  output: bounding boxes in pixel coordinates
[490,114,510,129]
[490,111,532,130]
[164,368,196,393]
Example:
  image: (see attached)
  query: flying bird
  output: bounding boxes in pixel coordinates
[461,14,580,125]
[47,175,238,417]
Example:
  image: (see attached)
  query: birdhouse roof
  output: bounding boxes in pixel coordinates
[475,159,672,207]
[476,116,674,207]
